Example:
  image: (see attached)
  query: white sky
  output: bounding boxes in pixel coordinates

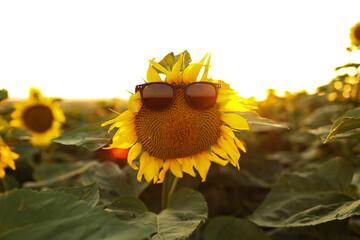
[1,0,360,101]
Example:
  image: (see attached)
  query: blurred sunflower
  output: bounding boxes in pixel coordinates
[350,21,360,47]
[0,136,19,178]
[103,52,255,183]
[10,88,65,146]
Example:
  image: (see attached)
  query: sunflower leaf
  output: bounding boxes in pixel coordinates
[0,189,153,240]
[23,160,99,188]
[249,158,357,227]
[53,122,114,151]
[204,216,271,240]
[51,182,100,207]
[156,51,192,73]
[325,107,360,143]
[80,162,149,206]
[238,111,289,132]
[106,188,208,239]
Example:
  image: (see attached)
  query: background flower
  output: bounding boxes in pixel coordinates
[10,88,66,146]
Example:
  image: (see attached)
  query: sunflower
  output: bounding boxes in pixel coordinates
[350,21,360,47]
[103,52,255,183]
[0,136,19,178]
[10,88,66,146]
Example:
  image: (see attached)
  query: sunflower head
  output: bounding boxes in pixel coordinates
[103,52,256,183]
[10,88,66,146]
[350,21,360,47]
[0,136,19,178]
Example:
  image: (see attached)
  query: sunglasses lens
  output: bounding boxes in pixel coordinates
[142,83,174,110]
[187,83,217,109]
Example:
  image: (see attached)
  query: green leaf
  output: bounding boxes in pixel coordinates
[238,111,289,132]
[156,50,192,73]
[53,122,113,151]
[302,104,348,129]
[80,162,149,206]
[204,216,271,240]
[24,160,99,188]
[51,182,99,207]
[0,89,8,102]
[249,158,358,227]
[106,188,208,240]
[325,107,360,143]
[0,189,154,240]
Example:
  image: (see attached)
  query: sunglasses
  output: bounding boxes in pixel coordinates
[135,82,222,111]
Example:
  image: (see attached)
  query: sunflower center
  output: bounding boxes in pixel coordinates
[135,88,221,159]
[22,105,54,133]
[355,25,360,41]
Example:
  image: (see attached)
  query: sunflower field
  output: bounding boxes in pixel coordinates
[3,26,360,240]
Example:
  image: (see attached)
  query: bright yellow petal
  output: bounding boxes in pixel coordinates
[158,160,170,183]
[127,142,142,170]
[153,159,164,183]
[218,101,253,112]
[200,53,211,81]
[181,157,196,177]
[212,144,229,160]
[149,59,171,80]
[234,137,246,153]
[108,131,138,149]
[137,152,149,182]
[217,137,240,169]
[0,168,5,178]
[221,113,249,131]
[171,53,183,84]
[143,155,158,182]
[9,119,23,128]
[169,159,183,178]
[52,103,66,123]
[128,92,142,113]
[183,53,208,84]
[193,152,211,182]
[147,63,162,83]
[208,152,228,166]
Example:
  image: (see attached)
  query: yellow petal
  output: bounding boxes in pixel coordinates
[181,157,196,177]
[144,155,158,182]
[183,53,208,84]
[158,160,170,183]
[127,142,142,170]
[128,92,142,113]
[218,101,253,112]
[221,113,249,131]
[149,59,171,79]
[234,137,246,153]
[217,137,240,169]
[208,152,228,166]
[153,159,164,183]
[200,53,211,81]
[193,152,211,182]
[137,152,149,182]
[0,169,5,178]
[169,159,183,178]
[147,63,162,82]
[171,53,183,84]
[102,110,133,127]
[212,144,229,160]
[108,132,138,149]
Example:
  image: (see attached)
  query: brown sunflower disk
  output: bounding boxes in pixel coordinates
[22,105,54,133]
[135,88,221,159]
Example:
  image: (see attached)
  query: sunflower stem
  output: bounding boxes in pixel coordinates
[168,177,179,200]
[1,178,7,192]
[161,171,171,210]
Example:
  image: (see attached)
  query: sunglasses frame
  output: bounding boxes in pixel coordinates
[135,81,222,111]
